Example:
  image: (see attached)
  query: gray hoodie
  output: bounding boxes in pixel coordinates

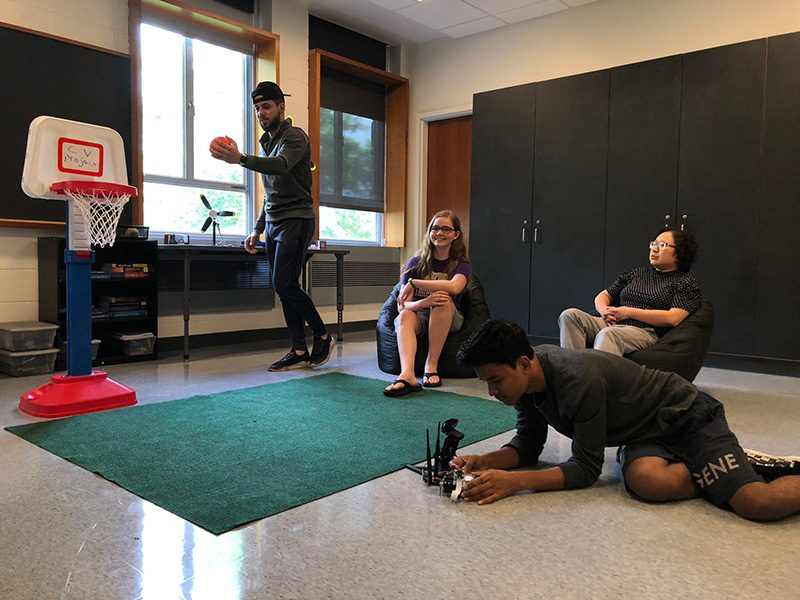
[247,118,314,230]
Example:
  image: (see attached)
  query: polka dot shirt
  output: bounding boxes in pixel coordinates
[606,266,702,328]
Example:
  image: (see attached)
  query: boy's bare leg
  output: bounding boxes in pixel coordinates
[624,457,700,502]
[728,477,800,521]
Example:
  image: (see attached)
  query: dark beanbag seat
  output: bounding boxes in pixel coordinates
[625,298,714,382]
[376,273,491,378]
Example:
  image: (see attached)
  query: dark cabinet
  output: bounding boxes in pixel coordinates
[470,34,800,363]
[530,70,609,339]
[470,83,535,329]
[38,237,158,365]
[605,55,682,279]
[677,40,766,354]
[755,33,800,360]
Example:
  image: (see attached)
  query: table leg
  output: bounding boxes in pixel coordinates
[336,254,344,342]
[183,251,191,360]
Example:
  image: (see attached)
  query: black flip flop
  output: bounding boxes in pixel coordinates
[422,372,442,388]
[383,379,423,397]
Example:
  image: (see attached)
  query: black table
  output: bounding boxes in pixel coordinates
[159,244,349,360]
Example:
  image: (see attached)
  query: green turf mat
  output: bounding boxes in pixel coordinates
[6,372,514,534]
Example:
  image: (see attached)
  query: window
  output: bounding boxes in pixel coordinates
[318,108,384,243]
[140,23,251,239]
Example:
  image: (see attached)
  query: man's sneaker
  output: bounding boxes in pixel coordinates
[309,334,336,366]
[268,350,311,372]
[743,449,800,482]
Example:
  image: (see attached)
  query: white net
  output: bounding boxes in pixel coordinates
[64,188,130,247]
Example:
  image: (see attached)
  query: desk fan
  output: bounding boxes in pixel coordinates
[200,194,235,246]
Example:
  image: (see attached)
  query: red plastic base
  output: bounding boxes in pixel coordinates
[19,371,137,418]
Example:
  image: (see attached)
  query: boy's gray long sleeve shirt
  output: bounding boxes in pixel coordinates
[505,345,699,489]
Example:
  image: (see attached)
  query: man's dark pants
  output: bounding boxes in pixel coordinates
[265,217,326,351]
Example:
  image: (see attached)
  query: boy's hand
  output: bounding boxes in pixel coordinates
[450,454,486,473]
[460,469,520,505]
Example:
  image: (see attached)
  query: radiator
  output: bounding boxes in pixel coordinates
[157,245,400,314]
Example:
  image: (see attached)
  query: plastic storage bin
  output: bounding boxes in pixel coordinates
[0,347,59,376]
[0,321,58,351]
[111,332,156,356]
[58,339,101,360]
[56,339,101,369]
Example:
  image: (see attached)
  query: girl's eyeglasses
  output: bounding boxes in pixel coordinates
[431,226,455,234]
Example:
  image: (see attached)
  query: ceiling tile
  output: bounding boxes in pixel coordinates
[561,0,598,6]
[441,15,506,38]
[463,0,548,14]
[396,0,488,30]
[367,0,418,10]
[496,0,568,24]
[306,0,443,45]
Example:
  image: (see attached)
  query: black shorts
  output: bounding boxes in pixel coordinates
[617,392,763,506]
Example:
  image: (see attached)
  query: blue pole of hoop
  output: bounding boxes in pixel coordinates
[64,206,94,377]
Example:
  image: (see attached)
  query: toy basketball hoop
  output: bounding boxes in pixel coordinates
[18,116,137,418]
[50,180,136,248]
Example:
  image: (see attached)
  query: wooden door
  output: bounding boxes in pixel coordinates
[426,115,472,245]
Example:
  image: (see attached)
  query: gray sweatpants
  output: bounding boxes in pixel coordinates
[558,307,658,356]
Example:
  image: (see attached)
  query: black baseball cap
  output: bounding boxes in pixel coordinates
[251,81,291,104]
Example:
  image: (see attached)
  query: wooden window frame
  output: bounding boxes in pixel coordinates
[129,0,279,225]
[308,49,408,247]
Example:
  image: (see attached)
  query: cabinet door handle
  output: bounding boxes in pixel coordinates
[681,214,688,231]
[534,220,541,243]
[522,220,528,243]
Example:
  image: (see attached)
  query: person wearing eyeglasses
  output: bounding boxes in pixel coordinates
[559,228,700,355]
[383,210,471,397]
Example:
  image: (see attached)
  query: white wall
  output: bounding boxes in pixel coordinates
[404,0,800,251]
[272,0,309,132]
[0,0,129,53]
[0,229,46,322]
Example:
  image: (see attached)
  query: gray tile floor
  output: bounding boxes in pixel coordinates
[1,335,798,599]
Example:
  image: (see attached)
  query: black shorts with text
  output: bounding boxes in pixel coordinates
[618,392,763,506]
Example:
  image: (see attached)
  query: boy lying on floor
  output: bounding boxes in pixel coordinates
[453,320,800,521]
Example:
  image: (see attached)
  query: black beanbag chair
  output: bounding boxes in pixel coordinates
[626,298,714,382]
[376,273,490,378]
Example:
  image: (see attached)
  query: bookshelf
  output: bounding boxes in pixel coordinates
[38,237,158,366]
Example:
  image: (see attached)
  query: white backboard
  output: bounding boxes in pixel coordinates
[21,116,130,200]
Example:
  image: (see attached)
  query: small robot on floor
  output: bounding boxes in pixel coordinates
[408,418,475,501]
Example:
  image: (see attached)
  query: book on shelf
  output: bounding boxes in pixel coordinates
[99,263,150,279]
[106,309,149,318]
[97,295,148,306]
